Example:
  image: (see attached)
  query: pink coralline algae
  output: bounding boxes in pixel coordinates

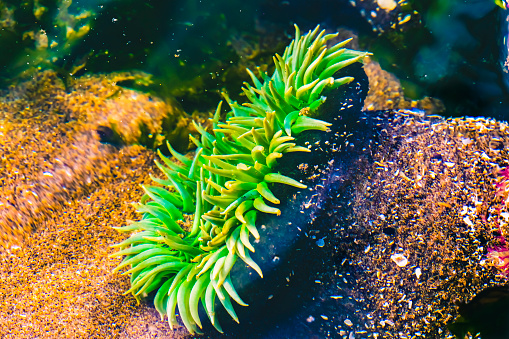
[486,167,509,277]
[495,167,509,204]
[487,243,509,276]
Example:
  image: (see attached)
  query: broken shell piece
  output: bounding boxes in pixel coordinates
[377,0,397,11]
[463,216,474,227]
[390,253,408,267]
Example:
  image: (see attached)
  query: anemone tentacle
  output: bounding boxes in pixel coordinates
[112,24,368,334]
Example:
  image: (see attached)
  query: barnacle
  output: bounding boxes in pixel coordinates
[112,24,368,334]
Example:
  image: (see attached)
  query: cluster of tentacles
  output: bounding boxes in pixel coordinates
[112,25,368,334]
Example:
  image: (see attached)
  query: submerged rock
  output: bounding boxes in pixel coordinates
[0,70,190,246]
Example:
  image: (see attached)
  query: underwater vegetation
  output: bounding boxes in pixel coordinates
[349,0,420,33]
[0,0,93,84]
[351,0,509,119]
[111,25,368,334]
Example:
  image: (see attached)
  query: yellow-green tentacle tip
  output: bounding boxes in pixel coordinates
[253,196,281,215]
[264,173,307,189]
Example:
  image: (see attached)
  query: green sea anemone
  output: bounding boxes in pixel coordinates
[111,24,368,334]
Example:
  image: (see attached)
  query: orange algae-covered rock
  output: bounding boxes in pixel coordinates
[0,68,193,336]
[363,58,444,114]
[0,70,189,246]
[63,71,188,146]
[349,113,509,337]
[0,143,188,338]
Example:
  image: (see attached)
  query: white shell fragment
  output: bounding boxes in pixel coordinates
[376,0,397,11]
[461,137,472,146]
[415,267,422,279]
[390,253,408,267]
[463,216,474,227]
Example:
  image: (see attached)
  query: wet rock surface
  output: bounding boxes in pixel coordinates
[345,113,509,338]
